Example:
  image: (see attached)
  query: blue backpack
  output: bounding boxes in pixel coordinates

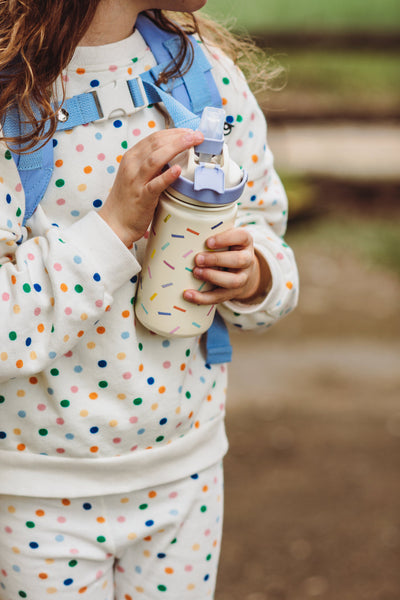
[2,13,232,364]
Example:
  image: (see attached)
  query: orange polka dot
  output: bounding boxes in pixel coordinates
[158,386,166,394]
[165,567,174,574]
[97,516,105,523]
[207,394,212,402]
[213,539,218,547]
[90,446,99,453]
[128,67,133,75]
[83,166,92,174]
[61,499,71,506]
[55,159,63,167]
[60,283,68,292]
[76,68,86,74]
[286,281,293,289]
[121,310,130,318]
[36,509,45,517]
[77,330,84,338]
[29,376,38,384]
[37,323,44,333]
[8,506,16,513]
[202,485,208,492]
[148,120,156,128]
[180,363,186,371]
[38,573,48,579]
[251,154,258,163]
[138,364,144,372]
[16,360,23,369]
[195,421,200,428]
[258,199,264,206]
[222,97,228,105]
[79,587,88,594]
[116,155,123,163]
[188,411,193,419]
[120,497,129,504]
[125,595,133,600]
[247,180,254,187]
[96,326,106,335]
[89,392,98,400]
[11,275,16,285]
[17,443,26,451]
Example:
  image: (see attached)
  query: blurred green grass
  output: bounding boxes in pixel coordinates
[204,0,400,32]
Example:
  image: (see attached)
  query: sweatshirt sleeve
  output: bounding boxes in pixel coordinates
[0,145,141,382]
[204,45,299,332]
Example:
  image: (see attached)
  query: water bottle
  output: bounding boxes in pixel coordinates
[135,107,247,337]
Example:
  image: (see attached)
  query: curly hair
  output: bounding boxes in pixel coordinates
[0,1,277,151]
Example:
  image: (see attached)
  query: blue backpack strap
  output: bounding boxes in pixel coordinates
[205,311,232,364]
[135,13,222,115]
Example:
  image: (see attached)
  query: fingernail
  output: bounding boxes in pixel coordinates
[196,254,205,266]
[184,291,193,301]
[207,237,216,248]
[183,132,194,144]
[194,131,204,144]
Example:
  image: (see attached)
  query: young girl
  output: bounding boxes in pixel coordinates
[0,1,298,598]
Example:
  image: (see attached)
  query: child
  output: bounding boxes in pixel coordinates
[0,1,298,598]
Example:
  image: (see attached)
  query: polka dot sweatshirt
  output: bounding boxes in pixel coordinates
[0,29,298,497]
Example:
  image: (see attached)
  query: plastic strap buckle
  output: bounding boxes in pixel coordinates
[91,77,148,121]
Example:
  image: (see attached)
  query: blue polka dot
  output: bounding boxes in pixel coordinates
[6,193,12,204]
[7,219,12,229]
[249,131,254,138]
[226,115,234,123]
[12,565,20,572]
[159,418,167,425]
[113,119,123,128]
[55,535,64,542]
[73,255,82,264]
[95,133,102,140]
[157,553,166,559]
[25,337,32,347]
[162,340,170,348]
[130,275,138,284]
[33,283,42,292]
[90,427,99,434]
[250,195,256,202]
[47,388,54,395]
[93,199,102,208]
[18,411,26,418]
[121,332,130,339]
[137,428,145,435]
[48,352,57,359]
[169,509,178,516]
[74,365,83,373]
[190,474,199,479]
[135,566,142,574]
[83,503,92,510]
[93,273,101,281]
[53,139,58,148]
[71,210,80,217]
[64,579,73,586]
[0,432,6,439]
[178,386,183,394]
[145,520,154,527]
[29,542,39,549]
[147,377,155,385]
[107,165,115,174]
[204,574,210,581]
[98,360,107,368]
[90,79,100,88]
[65,433,74,440]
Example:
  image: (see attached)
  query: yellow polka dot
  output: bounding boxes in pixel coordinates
[192,543,200,551]
[45,559,55,565]
[187,584,196,591]
[17,390,25,397]
[46,588,58,595]
[151,403,158,411]
[80,410,89,417]
[117,352,126,360]
[13,428,21,435]
[12,546,20,553]
[78,183,87,192]
[30,351,37,360]
[143,550,151,558]
[13,304,20,314]
[87,342,96,349]
[127,532,137,540]
[109,420,118,427]
[135,587,144,593]
[63,335,70,343]
[80,313,88,320]
[8,505,16,513]
[102,580,108,590]
[175,407,181,415]
[120,497,129,504]
[117,393,126,400]
[1,352,8,361]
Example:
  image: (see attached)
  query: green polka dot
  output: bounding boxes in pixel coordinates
[69,559,78,567]
[0,396,5,403]
[9,331,17,341]
[170,538,177,544]
[132,57,138,63]
[97,536,106,543]
[206,553,212,561]
[236,114,243,122]
[222,77,230,85]
[133,397,142,406]
[50,368,59,376]
[74,284,83,293]
[5,150,12,160]
[185,391,191,399]
[55,179,65,188]
[200,505,207,513]
[121,140,128,149]
[155,436,164,443]
[60,400,70,408]
[157,585,167,592]
[185,349,191,357]
[38,429,48,436]
[25,521,35,528]
[16,207,22,217]
[22,283,31,293]
[98,381,108,388]
[138,343,143,351]
[18,592,27,599]
[139,503,148,510]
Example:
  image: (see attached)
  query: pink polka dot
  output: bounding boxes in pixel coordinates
[95,300,103,308]
[34,307,41,316]
[236,139,243,147]
[15,183,22,192]
[204,529,211,536]
[277,252,284,260]
[57,516,66,523]
[53,263,62,271]
[109,65,118,72]
[220,403,224,411]
[169,491,178,499]
[57,198,66,206]
[65,307,72,315]
[163,361,171,369]
[2,293,10,301]
[96,570,103,580]
[64,351,73,358]
[129,416,138,424]
[37,404,46,411]
[71,386,78,394]
[70,548,79,555]
[62,74,69,82]
[113,438,122,444]
[116,565,125,573]
[56,418,64,425]
[97,153,105,161]
[76,144,84,152]
[130,445,138,452]
[5,527,12,534]
[123,372,132,380]
[185,565,193,572]
[117,516,126,523]
[132,128,141,136]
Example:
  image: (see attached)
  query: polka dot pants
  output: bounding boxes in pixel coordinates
[0,462,223,600]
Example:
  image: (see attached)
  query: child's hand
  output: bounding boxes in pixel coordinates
[183,228,271,305]
[98,128,204,247]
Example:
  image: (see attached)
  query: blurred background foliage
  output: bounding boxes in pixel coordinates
[203,2,400,599]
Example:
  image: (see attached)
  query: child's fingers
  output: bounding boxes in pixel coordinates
[183,286,236,305]
[206,227,253,250]
[192,267,248,290]
[145,164,181,197]
[195,248,253,270]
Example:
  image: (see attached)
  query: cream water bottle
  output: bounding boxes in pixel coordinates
[135,107,247,337]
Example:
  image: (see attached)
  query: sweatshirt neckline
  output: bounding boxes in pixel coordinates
[70,28,148,69]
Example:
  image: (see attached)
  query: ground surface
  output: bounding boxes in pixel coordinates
[215,217,400,599]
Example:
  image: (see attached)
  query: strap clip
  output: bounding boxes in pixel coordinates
[91,77,147,121]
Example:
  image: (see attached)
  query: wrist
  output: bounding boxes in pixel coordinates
[237,249,272,304]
